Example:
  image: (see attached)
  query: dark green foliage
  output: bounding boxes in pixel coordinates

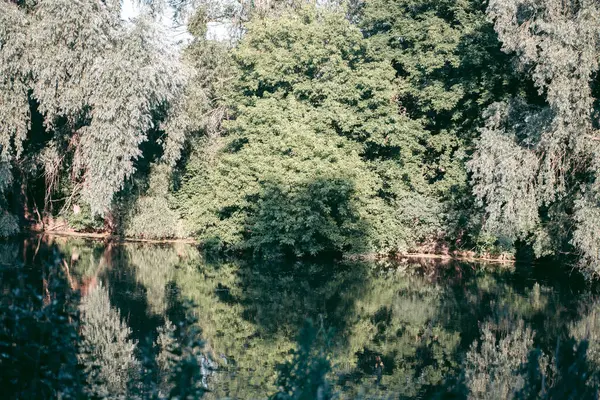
[245,179,368,258]
[359,0,533,251]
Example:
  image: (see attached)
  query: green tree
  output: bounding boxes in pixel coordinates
[178,5,439,257]
[359,0,530,249]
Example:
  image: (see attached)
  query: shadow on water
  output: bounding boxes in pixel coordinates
[0,239,83,399]
[233,258,369,338]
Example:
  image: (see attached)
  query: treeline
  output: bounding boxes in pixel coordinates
[2,0,600,273]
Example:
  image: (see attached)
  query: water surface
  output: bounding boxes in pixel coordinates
[1,235,597,399]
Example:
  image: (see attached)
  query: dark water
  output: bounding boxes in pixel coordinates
[1,235,599,399]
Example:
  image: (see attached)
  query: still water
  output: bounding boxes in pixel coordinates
[1,235,599,399]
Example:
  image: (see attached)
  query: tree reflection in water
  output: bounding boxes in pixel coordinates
[1,236,599,399]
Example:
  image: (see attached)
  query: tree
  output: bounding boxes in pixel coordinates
[469,0,600,272]
[0,0,186,231]
[359,0,531,249]
[178,5,440,257]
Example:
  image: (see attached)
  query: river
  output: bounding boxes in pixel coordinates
[1,235,598,399]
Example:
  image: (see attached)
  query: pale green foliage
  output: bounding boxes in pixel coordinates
[0,2,30,158]
[470,0,600,268]
[75,18,184,214]
[469,101,548,243]
[486,0,600,204]
[0,0,186,218]
[162,10,233,166]
[488,0,599,155]
[464,321,536,399]
[79,284,140,398]
[125,164,186,239]
[572,188,600,275]
[0,3,29,236]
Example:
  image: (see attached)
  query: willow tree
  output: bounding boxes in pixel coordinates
[0,0,187,234]
[469,0,600,273]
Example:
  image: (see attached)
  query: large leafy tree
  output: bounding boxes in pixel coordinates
[359,0,531,248]
[178,5,440,257]
[0,0,186,233]
[469,0,600,273]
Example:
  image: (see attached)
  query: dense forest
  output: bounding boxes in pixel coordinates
[2,0,600,271]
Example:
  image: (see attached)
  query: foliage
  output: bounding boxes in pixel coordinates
[359,0,530,249]
[125,164,186,239]
[469,0,600,272]
[63,202,106,232]
[178,5,440,257]
[0,0,186,223]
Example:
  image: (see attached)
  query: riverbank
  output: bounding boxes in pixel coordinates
[26,228,515,264]
[27,229,197,245]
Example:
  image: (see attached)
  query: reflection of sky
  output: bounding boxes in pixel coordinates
[120,0,232,44]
